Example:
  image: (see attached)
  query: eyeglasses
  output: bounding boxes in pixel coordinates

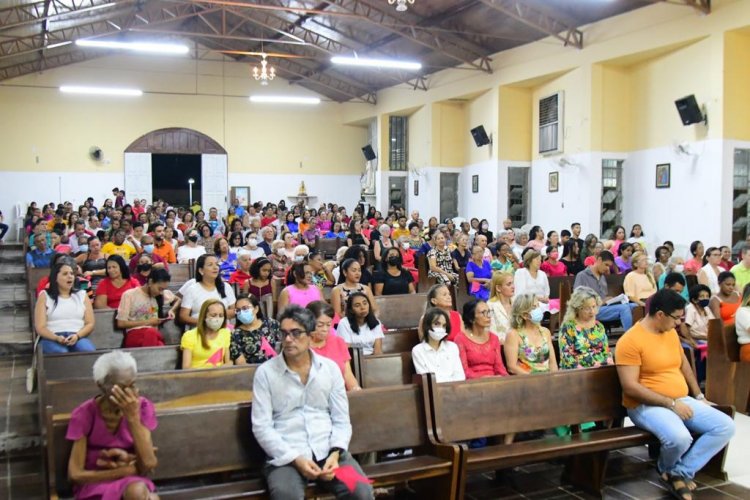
[238,306,253,312]
[477,310,491,317]
[280,329,306,339]
[662,312,683,322]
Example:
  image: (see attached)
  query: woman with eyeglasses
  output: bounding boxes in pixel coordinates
[277,262,323,315]
[698,246,722,295]
[559,287,611,370]
[307,301,361,391]
[453,299,508,379]
[230,294,280,365]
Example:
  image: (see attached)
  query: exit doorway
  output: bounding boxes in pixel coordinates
[152,154,201,207]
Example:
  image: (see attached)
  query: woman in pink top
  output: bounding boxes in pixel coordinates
[610,225,626,257]
[277,262,322,315]
[453,299,508,379]
[540,245,567,277]
[307,301,361,391]
[685,240,705,276]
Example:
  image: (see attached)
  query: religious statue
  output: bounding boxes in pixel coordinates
[298,181,307,196]
[361,159,376,195]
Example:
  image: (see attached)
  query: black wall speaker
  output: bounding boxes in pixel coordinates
[470,125,491,147]
[362,145,376,161]
[675,95,705,126]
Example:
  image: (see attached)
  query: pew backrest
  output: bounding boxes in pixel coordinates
[45,365,257,416]
[375,293,427,330]
[428,366,626,443]
[360,352,415,388]
[40,346,182,380]
[605,273,626,296]
[382,328,420,354]
[722,320,742,362]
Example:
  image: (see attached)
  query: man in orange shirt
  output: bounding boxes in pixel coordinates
[616,289,734,500]
[151,222,176,264]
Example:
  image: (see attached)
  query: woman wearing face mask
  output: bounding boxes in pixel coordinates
[336,292,383,356]
[453,299,508,379]
[181,299,231,369]
[476,219,493,245]
[179,254,236,328]
[540,245,567,277]
[373,247,415,296]
[241,232,266,260]
[683,284,714,345]
[505,294,558,375]
[66,351,159,500]
[94,256,140,310]
[412,307,465,383]
[76,237,108,291]
[116,269,180,348]
[176,229,206,264]
[131,253,156,286]
[331,258,377,318]
[269,240,289,279]
[558,287,611,370]
[277,262,323,314]
[307,301,361,391]
[230,294,280,364]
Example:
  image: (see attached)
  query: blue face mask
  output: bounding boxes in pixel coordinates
[78,244,89,253]
[143,244,154,254]
[237,308,255,325]
[530,307,544,324]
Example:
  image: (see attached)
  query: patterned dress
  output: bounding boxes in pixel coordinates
[516,328,551,373]
[428,247,457,284]
[229,319,281,363]
[558,320,610,369]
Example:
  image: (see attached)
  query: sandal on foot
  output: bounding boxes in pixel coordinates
[660,473,693,500]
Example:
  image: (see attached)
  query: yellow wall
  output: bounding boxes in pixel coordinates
[0,55,367,174]
[498,86,532,161]
[591,64,632,152]
[465,90,497,165]
[431,101,466,167]
[724,30,750,141]
[408,105,431,169]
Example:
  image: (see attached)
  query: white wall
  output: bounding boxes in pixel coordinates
[460,160,501,230]
[405,167,462,223]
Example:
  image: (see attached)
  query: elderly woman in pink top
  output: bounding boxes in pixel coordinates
[306,301,361,391]
[277,262,322,314]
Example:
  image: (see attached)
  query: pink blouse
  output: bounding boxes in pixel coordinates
[453,331,508,379]
[311,334,351,375]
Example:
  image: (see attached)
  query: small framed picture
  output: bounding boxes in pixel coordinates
[548,172,559,192]
[414,180,419,196]
[472,175,479,193]
[656,163,671,188]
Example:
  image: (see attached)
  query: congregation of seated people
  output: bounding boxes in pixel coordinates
[22,190,749,500]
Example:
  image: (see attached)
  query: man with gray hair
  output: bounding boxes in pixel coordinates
[512,229,528,261]
[252,306,373,499]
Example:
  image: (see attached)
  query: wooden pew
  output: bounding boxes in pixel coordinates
[375,293,427,330]
[40,346,182,381]
[48,384,461,500]
[314,237,343,259]
[416,254,433,293]
[706,319,750,413]
[382,328,420,354]
[86,309,183,350]
[425,366,734,497]
[360,352,415,388]
[45,365,256,417]
[26,265,48,294]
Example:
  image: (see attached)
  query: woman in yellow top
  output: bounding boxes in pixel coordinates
[180,299,231,369]
[623,251,657,306]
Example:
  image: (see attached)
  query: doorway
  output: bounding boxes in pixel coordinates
[152,154,201,207]
[388,176,407,211]
[440,173,459,221]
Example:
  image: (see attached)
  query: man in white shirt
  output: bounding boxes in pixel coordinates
[252,306,373,500]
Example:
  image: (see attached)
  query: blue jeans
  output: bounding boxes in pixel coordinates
[40,332,96,354]
[628,397,735,479]
[596,303,637,330]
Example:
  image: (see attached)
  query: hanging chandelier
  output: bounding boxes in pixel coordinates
[252,53,275,85]
[388,0,414,12]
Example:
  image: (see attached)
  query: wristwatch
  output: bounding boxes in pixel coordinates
[328,447,345,457]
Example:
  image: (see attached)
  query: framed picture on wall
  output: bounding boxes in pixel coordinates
[230,186,251,207]
[549,172,559,192]
[414,180,419,196]
[472,175,479,193]
[655,163,671,188]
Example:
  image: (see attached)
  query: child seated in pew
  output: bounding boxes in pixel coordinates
[412,307,465,383]
[67,350,158,500]
[336,292,384,356]
[181,299,231,369]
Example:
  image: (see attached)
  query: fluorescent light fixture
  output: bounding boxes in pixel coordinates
[75,39,189,54]
[249,95,321,105]
[60,86,143,97]
[46,41,73,49]
[331,56,421,70]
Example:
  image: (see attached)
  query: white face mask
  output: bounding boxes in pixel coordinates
[674,264,684,273]
[205,317,224,331]
[276,248,285,256]
[247,238,258,247]
[402,242,410,250]
[428,327,447,342]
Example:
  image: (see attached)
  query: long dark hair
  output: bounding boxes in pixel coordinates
[148,268,171,319]
[420,307,450,344]
[236,293,264,321]
[195,254,227,298]
[106,255,130,279]
[345,291,379,334]
[46,260,79,308]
